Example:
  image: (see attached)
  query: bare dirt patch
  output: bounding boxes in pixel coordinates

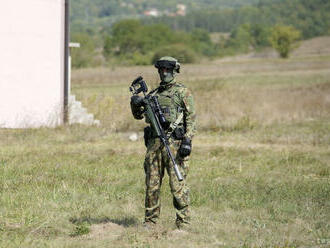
[86,222,125,240]
[167,229,189,239]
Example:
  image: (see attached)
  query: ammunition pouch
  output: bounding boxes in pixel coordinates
[161,120,171,130]
[172,127,185,140]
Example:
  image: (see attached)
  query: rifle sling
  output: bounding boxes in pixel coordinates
[166,112,184,140]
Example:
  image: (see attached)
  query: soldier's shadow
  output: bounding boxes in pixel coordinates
[69,216,138,228]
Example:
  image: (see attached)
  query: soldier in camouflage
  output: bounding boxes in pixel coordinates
[130,56,196,229]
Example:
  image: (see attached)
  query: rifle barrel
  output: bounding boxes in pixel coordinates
[161,136,184,181]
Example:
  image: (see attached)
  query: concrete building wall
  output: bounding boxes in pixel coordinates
[0,0,65,128]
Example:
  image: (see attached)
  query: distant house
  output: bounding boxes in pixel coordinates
[176,4,187,16]
[0,0,69,128]
[144,9,160,17]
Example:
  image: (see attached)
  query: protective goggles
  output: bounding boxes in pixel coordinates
[154,60,176,70]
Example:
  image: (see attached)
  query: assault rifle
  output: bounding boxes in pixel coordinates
[130,76,184,181]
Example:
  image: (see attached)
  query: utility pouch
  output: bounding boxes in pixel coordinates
[143,126,153,147]
[173,127,185,140]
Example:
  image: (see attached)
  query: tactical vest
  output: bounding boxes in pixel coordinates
[156,84,184,126]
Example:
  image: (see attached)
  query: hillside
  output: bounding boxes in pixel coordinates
[216,36,330,61]
[146,0,330,38]
[70,0,259,32]
[71,0,330,39]
[71,0,259,20]
[292,36,330,57]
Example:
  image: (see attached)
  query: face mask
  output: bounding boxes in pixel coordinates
[159,70,174,83]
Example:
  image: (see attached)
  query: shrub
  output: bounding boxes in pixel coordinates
[226,24,253,53]
[151,44,197,64]
[127,52,152,66]
[269,25,301,58]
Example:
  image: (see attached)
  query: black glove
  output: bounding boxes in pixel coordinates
[130,95,144,107]
[179,137,192,157]
[130,95,144,120]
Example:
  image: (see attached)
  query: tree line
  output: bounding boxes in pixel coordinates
[70,0,329,68]
[71,20,301,68]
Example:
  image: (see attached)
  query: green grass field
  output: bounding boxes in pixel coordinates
[1,41,329,247]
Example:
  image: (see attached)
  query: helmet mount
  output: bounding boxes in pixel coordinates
[154,56,180,73]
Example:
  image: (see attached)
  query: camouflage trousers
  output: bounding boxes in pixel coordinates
[144,138,190,225]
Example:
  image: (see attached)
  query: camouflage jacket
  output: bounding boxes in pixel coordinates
[146,80,196,140]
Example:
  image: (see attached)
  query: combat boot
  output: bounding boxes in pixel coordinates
[175,219,190,231]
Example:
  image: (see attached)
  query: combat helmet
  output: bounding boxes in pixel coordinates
[154,56,180,73]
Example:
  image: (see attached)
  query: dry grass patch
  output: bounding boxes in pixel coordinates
[71,56,330,132]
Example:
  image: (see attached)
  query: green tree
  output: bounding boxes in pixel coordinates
[269,25,301,58]
[249,24,271,48]
[103,35,112,59]
[226,24,253,53]
[190,29,216,56]
[152,44,196,64]
[106,20,179,57]
[71,32,96,68]
[110,19,143,55]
